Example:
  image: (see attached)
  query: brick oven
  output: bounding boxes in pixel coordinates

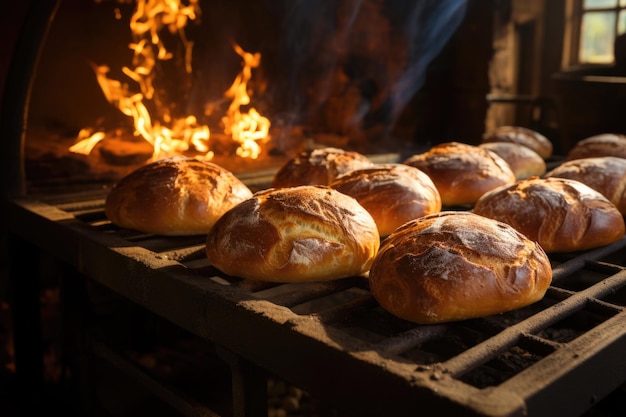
[2,1,626,416]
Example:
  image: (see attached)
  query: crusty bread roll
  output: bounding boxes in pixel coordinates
[105,156,253,236]
[368,211,552,324]
[479,141,546,179]
[329,163,441,236]
[271,147,374,188]
[482,125,553,159]
[472,177,625,253]
[566,133,626,161]
[205,185,380,282]
[544,156,626,215]
[403,142,516,207]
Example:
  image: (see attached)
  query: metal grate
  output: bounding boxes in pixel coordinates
[6,191,626,417]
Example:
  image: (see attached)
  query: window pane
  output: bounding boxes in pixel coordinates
[584,0,617,8]
[580,12,617,63]
[620,10,626,33]
[621,0,626,7]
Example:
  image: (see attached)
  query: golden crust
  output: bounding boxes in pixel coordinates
[566,133,626,161]
[482,126,553,159]
[472,176,625,252]
[479,141,546,179]
[545,156,626,215]
[205,185,380,282]
[271,147,374,188]
[368,211,552,324]
[329,163,442,236]
[105,156,253,235]
[403,142,516,207]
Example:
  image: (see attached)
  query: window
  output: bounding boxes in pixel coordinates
[577,0,626,64]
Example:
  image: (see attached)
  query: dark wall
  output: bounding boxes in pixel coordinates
[0,2,31,112]
[399,0,493,149]
[0,0,33,299]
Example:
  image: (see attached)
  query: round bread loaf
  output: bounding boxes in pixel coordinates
[544,156,626,215]
[105,156,253,236]
[472,177,625,253]
[482,126,553,159]
[271,147,374,188]
[205,185,380,282]
[329,163,442,236]
[566,133,626,161]
[403,142,516,207]
[479,141,546,179]
[369,211,552,324]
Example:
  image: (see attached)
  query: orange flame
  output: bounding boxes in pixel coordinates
[70,0,270,162]
[221,44,271,159]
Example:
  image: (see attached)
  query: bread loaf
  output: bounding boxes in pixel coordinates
[566,133,626,161]
[205,185,380,282]
[403,142,516,207]
[472,176,625,252]
[479,141,546,179]
[105,156,253,235]
[544,156,626,215]
[482,125,553,159]
[271,147,374,188]
[368,211,552,324]
[329,163,442,236]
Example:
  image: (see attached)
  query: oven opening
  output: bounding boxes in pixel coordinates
[23,0,466,195]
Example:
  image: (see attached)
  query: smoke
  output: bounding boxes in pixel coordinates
[389,0,468,121]
[275,0,468,138]
[190,0,468,145]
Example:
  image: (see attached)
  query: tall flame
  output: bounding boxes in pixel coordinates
[221,44,270,159]
[70,0,270,162]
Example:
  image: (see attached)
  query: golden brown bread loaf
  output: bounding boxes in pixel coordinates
[205,185,380,282]
[105,156,253,236]
[566,133,626,161]
[544,156,626,215]
[472,177,625,253]
[271,147,374,188]
[403,142,516,207]
[479,141,546,179]
[329,163,442,236]
[368,211,552,324]
[482,125,553,159]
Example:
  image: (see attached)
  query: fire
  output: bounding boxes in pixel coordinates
[221,44,271,160]
[70,0,270,162]
[69,129,106,155]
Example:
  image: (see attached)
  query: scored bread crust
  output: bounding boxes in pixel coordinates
[472,176,626,253]
[205,185,380,282]
[329,163,442,236]
[403,142,516,207]
[566,133,626,161]
[544,156,626,215]
[479,141,546,180]
[105,156,253,236]
[368,211,552,324]
[271,147,374,188]
[482,125,553,159]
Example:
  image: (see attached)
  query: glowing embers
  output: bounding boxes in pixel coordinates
[70,0,270,163]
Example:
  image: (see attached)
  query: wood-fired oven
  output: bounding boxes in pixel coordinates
[3,1,626,416]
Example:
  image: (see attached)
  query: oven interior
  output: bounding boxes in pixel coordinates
[18,0,472,196]
[2,1,626,416]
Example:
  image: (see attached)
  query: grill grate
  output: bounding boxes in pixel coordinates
[6,190,626,417]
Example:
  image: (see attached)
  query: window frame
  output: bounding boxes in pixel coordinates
[563,0,626,68]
